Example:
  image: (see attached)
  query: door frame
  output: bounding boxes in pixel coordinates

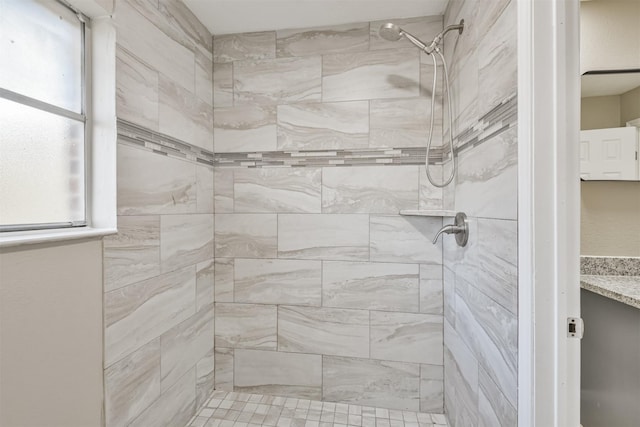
[517,0,581,426]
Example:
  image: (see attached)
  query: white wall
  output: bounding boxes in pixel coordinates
[0,239,104,427]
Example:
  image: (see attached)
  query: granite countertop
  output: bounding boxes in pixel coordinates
[580,275,640,309]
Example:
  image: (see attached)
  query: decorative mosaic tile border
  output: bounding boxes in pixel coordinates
[117,94,517,168]
[581,256,640,277]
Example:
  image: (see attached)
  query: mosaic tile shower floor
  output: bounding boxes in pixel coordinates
[186,391,448,427]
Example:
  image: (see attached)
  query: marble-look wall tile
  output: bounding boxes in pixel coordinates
[234,56,322,104]
[105,266,196,367]
[214,258,234,302]
[115,0,194,92]
[234,258,322,306]
[322,166,419,213]
[322,261,420,312]
[278,214,369,261]
[196,166,214,213]
[215,214,278,258]
[322,356,420,411]
[160,305,215,391]
[117,144,196,215]
[116,46,159,130]
[214,303,277,349]
[477,1,516,114]
[278,306,370,358]
[449,51,479,138]
[214,347,234,391]
[478,366,517,427]
[214,168,234,212]
[195,47,213,106]
[159,76,213,152]
[157,0,212,51]
[322,48,420,102]
[370,98,438,148]
[213,63,233,108]
[370,311,443,365]
[370,215,442,264]
[196,260,214,311]
[419,166,445,210]
[444,321,479,426]
[277,101,369,150]
[128,368,196,427]
[213,105,277,153]
[105,339,160,427]
[276,22,369,57]
[234,349,322,399]
[369,16,443,51]
[420,364,444,413]
[455,128,518,221]
[195,349,215,408]
[104,215,160,292]
[234,168,322,213]
[443,267,456,327]
[213,31,276,63]
[160,214,214,273]
[420,264,443,315]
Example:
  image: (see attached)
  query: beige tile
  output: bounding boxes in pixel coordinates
[116,46,159,130]
[196,349,216,409]
[196,260,214,311]
[370,215,443,264]
[214,258,234,302]
[213,63,233,108]
[214,347,234,391]
[370,98,439,148]
[214,105,277,153]
[214,168,234,212]
[276,22,369,57]
[160,214,214,273]
[215,303,277,349]
[235,349,322,399]
[214,32,276,63]
[197,165,214,213]
[195,47,213,106]
[278,306,369,358]
[215,214,278,258]
[157,0,212,51]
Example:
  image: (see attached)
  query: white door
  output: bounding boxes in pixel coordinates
[580,127,639,180]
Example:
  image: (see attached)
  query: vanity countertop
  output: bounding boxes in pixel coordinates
[580,275,640,309]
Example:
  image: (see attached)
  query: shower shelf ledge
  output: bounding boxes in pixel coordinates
[399,209,457,217]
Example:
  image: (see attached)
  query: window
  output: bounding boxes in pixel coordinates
[0,0,87,231]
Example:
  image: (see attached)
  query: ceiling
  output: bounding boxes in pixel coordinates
[581,72,640,97]
[182,0,448,35]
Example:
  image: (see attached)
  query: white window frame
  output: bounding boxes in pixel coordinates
[0,0,116,247]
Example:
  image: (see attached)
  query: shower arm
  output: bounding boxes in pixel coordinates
[424,20,465,54]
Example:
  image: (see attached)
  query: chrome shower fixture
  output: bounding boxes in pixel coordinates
[378,20,464,54]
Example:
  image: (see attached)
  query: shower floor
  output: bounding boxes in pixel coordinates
[186,390,448,427]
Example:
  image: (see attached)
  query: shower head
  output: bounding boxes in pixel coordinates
[378,22,428,51]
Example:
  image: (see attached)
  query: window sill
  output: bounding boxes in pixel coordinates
[0,226,117,248]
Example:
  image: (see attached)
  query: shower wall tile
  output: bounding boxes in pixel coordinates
[322,261,420,312]
[159,76,213,151]
[214,347,234,391]
[234,258,322,306]
[420,264,444,315]
[104,266,196,367]
[105,338,161,427]
[195,349,215,408]
[278,306,370,358]
[276,101,369,150]
[213,63,233,108]
[195,47,213,106]
[128,368,196,427]
[214,168,235,212]
[214,303,277,349]
[276,22,370,57]
[117,144,197,215]
[478,366,517,427]
[196,260,214,312]
[234,56,322,104]
[213,105,277,153]
[322,165,419,214]
[369,98,435,148]
[322,356,420,411]
[214,214,278,258]
[370,215,442,264]
[115,0,194,92]
[420,364,444,413]
[234,349,322,399]
[369,16,443,51]
[159,214,214,273]
[160,305,215,391]
[443,322,479,426]
[322,48,420,101]
[157,0,212,51]
[196,165,214,213]
[233,168,322,213]
[213,31,276,63]
[370,311,443,365]
[278,214,370,261]
[214,258,234,302]
[104,215,160,292]
[443,267,456,327]
[419,166,445,210]
[116,46,159,130]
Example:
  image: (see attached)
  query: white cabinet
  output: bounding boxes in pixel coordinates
[580,127,639,180]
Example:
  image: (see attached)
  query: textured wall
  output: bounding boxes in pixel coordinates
[212,16,447,412]
[103,1,214,426]
[440,1,519,426]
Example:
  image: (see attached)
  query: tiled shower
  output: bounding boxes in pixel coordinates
[103,0,518,426]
